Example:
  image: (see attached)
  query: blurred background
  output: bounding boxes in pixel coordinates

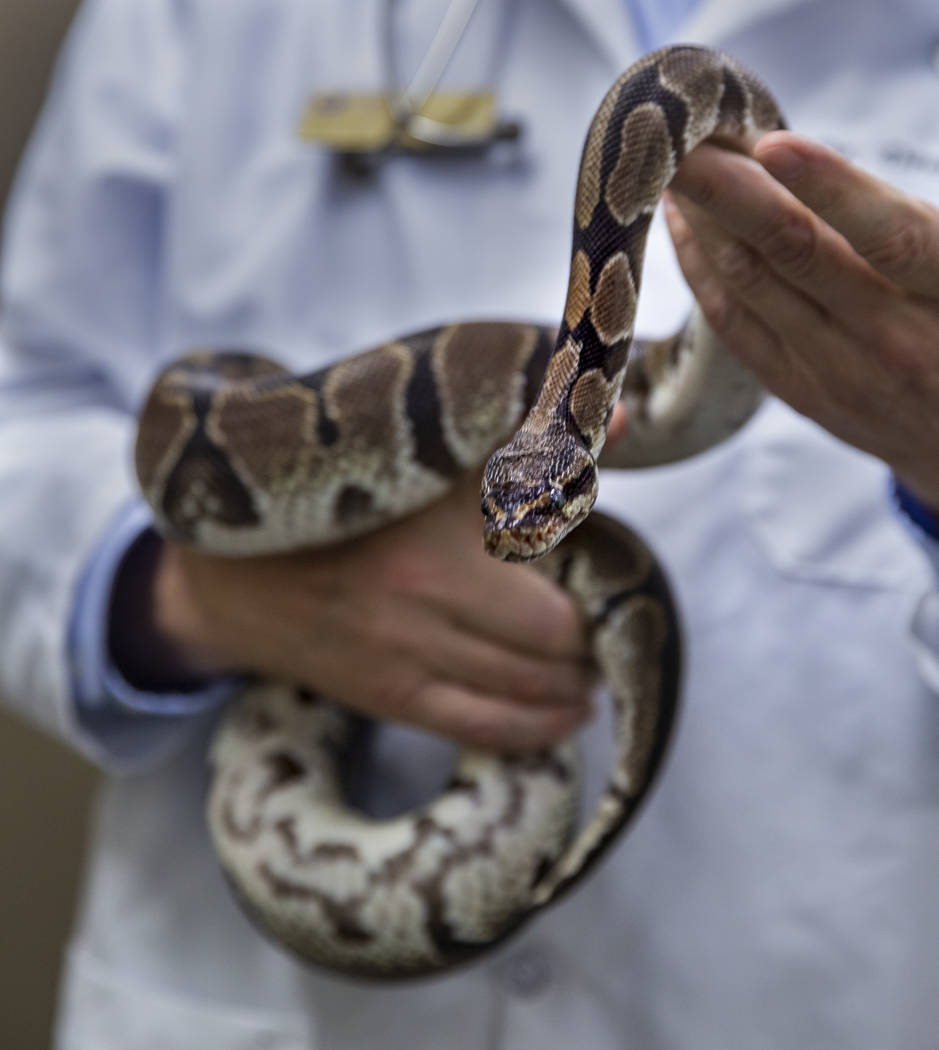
[0,4,98,1047]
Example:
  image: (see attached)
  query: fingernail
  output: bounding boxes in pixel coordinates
[762,144,804,183]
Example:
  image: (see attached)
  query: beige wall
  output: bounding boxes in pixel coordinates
[0,3,99,1048]
[1,1,80,203]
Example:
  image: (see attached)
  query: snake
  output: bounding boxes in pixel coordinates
[134,45,783,979]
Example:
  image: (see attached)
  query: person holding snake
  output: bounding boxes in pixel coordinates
[2,0,939,1047]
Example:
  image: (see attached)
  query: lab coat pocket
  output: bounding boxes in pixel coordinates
[738,399,928,593]
[56,946,317,1050]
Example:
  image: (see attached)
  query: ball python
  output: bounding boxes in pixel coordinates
[135,45,782,979]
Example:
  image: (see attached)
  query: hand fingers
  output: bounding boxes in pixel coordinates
[357,473,591,663]
[756,131,939,298]
[373,541,595,713]
[333,600,595,750]
[665,181,939,469]
[413,476,591,659]
[425,620,597,711]
[250,583,594,751]
[401,680,594,753]
[669,142,902,338]
[442,557,590,661]
[663,192,803,398]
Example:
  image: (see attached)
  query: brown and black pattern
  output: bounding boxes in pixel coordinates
[135,46,783,979]
[136,322,555,553]
[482,46,782,560]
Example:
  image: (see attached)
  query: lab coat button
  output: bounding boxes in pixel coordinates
[502,945,552,997]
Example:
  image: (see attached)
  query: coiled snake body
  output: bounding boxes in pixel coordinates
[135,46,783,978]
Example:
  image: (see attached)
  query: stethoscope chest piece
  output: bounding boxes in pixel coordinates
[298,0,522,167]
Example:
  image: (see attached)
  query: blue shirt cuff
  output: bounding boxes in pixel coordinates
[891,476,939,578]
[69,498,238,720]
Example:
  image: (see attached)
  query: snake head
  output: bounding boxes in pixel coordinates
[481,431,598,561]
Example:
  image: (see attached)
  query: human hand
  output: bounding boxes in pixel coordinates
[664,130,939,509]
[137,474,595,752]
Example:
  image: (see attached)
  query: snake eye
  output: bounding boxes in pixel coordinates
[480,498,489,516]
[549,487,567,510]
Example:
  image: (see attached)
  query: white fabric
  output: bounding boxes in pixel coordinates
[2,0,939,1046]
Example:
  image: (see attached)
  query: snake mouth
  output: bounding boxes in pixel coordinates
[483,521,563,562]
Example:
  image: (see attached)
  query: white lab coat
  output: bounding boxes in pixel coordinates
[3,0,939,1047]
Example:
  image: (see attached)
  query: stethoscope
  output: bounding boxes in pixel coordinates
[302,0,522,168]
[380,0,522,152]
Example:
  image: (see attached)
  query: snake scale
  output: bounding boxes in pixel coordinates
[135,46,783,978]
